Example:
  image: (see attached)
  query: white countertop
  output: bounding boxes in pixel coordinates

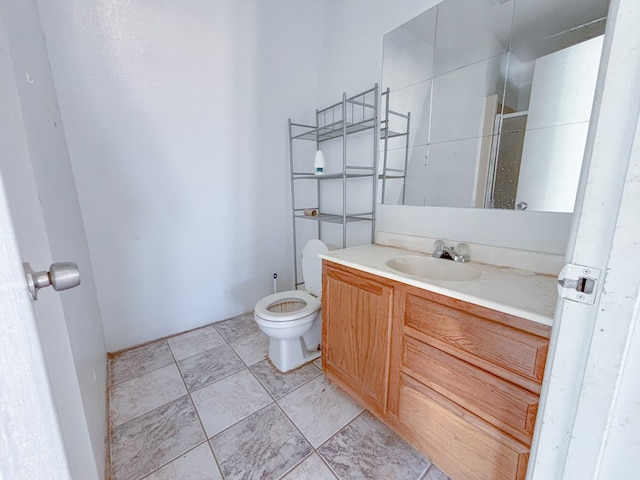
[320,244,558,326]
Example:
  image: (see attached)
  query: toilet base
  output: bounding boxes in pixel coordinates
[269,336,321,373]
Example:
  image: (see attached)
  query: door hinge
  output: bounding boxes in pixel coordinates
[557,263,601,305]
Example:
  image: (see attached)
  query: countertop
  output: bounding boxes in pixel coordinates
[319,244,558,326]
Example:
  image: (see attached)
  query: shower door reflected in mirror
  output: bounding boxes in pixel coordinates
[490,113,527,210]
[380,0,609,213]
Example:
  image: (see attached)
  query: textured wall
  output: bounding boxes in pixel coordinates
[38,0,326,351]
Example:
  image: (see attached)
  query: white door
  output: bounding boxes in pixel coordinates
[528,0,640,478]
[0,10,96,478]
[0,174,71,478]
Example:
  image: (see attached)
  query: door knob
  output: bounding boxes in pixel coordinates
[23,262,81,300]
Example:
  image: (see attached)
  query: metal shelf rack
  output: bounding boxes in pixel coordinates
[289,84,380,287]
[379,88,411,204]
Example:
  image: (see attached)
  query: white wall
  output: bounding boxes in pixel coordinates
[37,0,326,351]
[377,205,572,254]
[0,1,106,477]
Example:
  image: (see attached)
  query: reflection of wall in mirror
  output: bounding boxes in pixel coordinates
[381,14,434,147]
[405,57,504,207]
[516,36,604,212]
[382,24,434,93]
[381,24,434,206]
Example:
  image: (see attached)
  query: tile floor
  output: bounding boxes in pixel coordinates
[108,312,450,480]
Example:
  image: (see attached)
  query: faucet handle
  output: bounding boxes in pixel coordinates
[454,243,470,262]
[433,240,445,254]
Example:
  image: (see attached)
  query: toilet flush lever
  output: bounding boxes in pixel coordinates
[23,262,81,301]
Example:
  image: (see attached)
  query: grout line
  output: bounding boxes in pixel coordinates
[274,393,317,447]
[418,463,433,480]
[137,440,212,480]
[275,451,315,480]
[317,450,341,480]
[263,362,323,402]
[178,354,245,393]
[245,363,281,403]
[315,408,367,453]
[168,335,227,479]
[206,400,277,441]
[274,373,365,458]
[187,316,280,474]
[271,401,317,479]
[167,339,205,434]
[185,364,246,396]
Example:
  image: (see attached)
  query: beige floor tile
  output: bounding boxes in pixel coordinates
[278,375,363,447]
[111,396,205,480]
[110,340,173,386]
[143,442,222,480]
[191,369,272,437]
[280,453,337,480]
[177,344,244,392]
[168,326,225,361]
[318,411,430,480]
[249,358,321,399]
[209,404,312,480]
[229,331,269,366]
[110,363,187,428]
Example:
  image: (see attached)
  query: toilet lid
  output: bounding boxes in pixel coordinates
[302,239,328,297]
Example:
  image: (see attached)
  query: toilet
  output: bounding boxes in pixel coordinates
[254,239,328,372]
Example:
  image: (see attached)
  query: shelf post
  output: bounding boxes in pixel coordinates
[288,118,299,288]
[342,91,348,248]
[372,84,380,243]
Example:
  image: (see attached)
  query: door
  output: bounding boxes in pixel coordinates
[0,7,100,478]
[528,0,640,478]
[0,10,71,477]
[0,174,71,478]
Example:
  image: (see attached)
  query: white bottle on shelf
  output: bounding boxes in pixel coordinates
[314,150,325,175]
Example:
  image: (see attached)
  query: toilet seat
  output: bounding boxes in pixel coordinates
[254,290,320,323]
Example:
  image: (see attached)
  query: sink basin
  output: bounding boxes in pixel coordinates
[385,255,481,281]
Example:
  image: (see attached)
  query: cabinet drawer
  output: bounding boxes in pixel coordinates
[404,293,548,384]
[402,336,539,445]
[398,375,529,480]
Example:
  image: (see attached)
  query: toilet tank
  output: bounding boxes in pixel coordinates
[301,239,328,297]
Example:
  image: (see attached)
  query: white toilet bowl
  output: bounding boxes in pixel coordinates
[254,240,327,372]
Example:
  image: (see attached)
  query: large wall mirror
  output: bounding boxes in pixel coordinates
[379,0,610,212]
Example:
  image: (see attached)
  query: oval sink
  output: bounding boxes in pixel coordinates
[385,255,481,281]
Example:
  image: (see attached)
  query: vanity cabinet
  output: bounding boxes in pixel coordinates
[322,261,552,480]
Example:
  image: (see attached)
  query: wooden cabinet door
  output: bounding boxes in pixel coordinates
[322,262,393,415]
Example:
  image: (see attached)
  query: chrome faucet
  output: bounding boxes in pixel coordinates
[432,240,470,263]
